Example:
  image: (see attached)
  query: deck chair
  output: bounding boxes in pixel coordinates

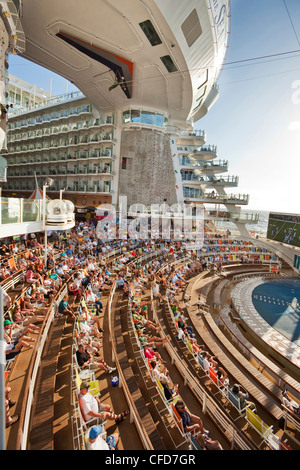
[155,378,174,409]
[171,401,186,438]
[75,391,106,431]
[245,407,274,442]
[186,338,197,358]
[208,367,220,387]
[74,366,100,397]
[197,353,208,376]
[227,388,247,414]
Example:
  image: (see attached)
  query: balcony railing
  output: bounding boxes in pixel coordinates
[183,189,249,204]
[179,158,228,170]
[178,129,206,140]
[177,144,217,155]
[181,174,239,185]
[205,210,259,222]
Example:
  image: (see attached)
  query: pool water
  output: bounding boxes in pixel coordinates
[252,279,300,346]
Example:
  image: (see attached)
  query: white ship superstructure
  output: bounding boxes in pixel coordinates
[171,129,258,236]
[0,1,258,234]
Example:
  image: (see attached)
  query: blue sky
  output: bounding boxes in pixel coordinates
[7,0,300,214]
[197,0,300,214]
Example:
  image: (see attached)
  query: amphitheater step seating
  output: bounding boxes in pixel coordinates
[113,289,166,450]
[28,316,66,450]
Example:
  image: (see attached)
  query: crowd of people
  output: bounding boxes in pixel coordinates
[0,219,297,450]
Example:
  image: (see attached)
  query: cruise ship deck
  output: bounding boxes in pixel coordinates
[0,0,300,453]
[2,215,300,452]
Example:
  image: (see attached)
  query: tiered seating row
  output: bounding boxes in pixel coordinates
[160,258,299,450]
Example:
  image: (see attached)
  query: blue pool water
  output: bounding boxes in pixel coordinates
[252,279,300,346]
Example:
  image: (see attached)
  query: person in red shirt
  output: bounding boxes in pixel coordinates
[143,345,166,364]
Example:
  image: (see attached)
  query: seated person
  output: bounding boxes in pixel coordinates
[79,381,128,424]
[231,384,256,412]
[137,329,167,348]
[78,330,101,356]
[76,344,116,374]
[4,318,40,342]
[161,376,179,401]
[85,424,119,450]
[4,319,36,360]
[143,344,166,364]
[282,389,300,416]
[35,257,46,275]
[132,312,161,332]
[25,265,41,284]
[177,315,194,338]
[201,352,218,372]
[36,280,55,304]
[18,256,28,270]
[80,306,104,334]
[116,275,128,292]
[174,400,208,436]
[215,364,229,386]
[12,305,45,325]
[85,288,103,314]
[58,295,75,320]
[68,274,82,301]
[49,270,62,288]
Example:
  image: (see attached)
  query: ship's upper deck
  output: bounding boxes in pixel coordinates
[17,0,230,125]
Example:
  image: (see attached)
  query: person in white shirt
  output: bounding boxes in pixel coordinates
[79,382,128,424]
[85,425,119,450]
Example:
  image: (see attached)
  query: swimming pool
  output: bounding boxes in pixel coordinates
[252,279,300,346]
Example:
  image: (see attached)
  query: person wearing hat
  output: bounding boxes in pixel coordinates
[79,381,128,424]
[85,424,119,450]
[4,317,40,343]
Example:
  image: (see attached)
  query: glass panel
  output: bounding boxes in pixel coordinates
[141,111,155,125]
[139,20,162,46]
[23,200,40,222]
[131,110,141,123]
[1,198,21,224]
[155,114,165,127]
[160,55,177,73]
[123,111,130,124]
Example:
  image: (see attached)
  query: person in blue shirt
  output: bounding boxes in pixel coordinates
[174,400,208,436]
[58,294,75,320]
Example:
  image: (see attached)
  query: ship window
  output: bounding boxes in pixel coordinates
[123,110,130,124]
[122,157,127,170]
[139,20,162,46]
[141,110,155,125]
[181,9,202,47]
[160,55,177,73]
